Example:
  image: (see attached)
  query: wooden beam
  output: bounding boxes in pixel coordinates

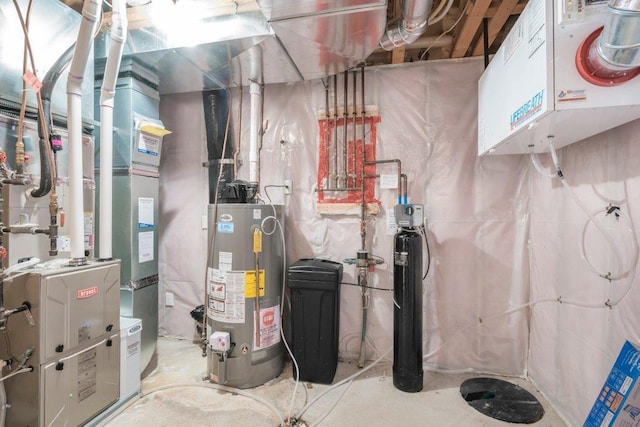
[450,0,493,58]
[471,0,520,56]
[391,46,406,63]
[483,2,526,19]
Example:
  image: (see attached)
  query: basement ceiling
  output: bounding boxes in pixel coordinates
[368,0,529,65]
[61,0,527,66]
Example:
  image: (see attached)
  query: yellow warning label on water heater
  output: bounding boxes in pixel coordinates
[253,229,263,253]
[245,270,265,298]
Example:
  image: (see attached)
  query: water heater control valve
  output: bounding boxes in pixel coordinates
[209,331,231,353]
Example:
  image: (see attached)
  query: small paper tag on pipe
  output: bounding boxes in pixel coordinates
[23,71,42,93]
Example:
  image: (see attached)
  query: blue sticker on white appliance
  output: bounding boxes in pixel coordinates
[510,89,544,130]
[557,89,586,103]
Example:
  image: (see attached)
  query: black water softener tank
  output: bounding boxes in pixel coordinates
[393,217,423,392]
[288,259,343,384]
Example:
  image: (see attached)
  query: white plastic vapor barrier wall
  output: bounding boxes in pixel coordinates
[528,121,640,426]
[157,58,640,425]
[158,58,530,375]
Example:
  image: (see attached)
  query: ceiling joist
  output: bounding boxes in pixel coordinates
[471,0,520,56]
[450,0,493,59]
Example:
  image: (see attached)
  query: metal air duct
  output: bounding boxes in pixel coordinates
[379,0,432,50]
[577,0,640,86]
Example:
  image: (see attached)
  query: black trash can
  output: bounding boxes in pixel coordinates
[287,258,343,384]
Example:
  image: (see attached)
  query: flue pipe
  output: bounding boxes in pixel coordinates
[66,0,101,265]
[379,0,433,50]
[99,0,127,260]
[576,0,640,86]
[249,81,262,185]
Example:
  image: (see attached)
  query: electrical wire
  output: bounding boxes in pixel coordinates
[263,184,287,205]
[309,379,354,427]
[106,383,286,426]
[419,224,431,280]
[259,210,301,424]
[427,0,448,22]
[420,2,469,61]
[201,106,232,348]
[338,332,386,361]
[428,0,455,25]
[0,366,33,383]
[341,282,393,292]
[296,347,391,420]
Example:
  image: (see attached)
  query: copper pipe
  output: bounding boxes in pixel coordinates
[351,70,357,188]
[333,74,338,189]
[342,70,348,190]
[360,65,366,251]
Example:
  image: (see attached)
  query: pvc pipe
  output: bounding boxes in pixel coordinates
[99,0,127,260]
[249,82,261,184]
[67,0,100,264]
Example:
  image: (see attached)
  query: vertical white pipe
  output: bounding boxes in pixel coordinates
[67,0,100,264]
[99,0,127,260]
[249,82,261,184]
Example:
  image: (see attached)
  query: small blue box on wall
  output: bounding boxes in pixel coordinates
[585,341,640,427]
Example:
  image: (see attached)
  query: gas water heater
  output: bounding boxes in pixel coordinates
[206,203,284,388]
[393,204,424,393]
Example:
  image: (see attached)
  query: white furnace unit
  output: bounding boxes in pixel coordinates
[478,0,640,155]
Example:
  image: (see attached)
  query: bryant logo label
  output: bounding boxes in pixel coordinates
[77,286,99,299]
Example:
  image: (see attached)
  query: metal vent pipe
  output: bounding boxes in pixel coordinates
[379,0,433,50]
[577,0,640,86]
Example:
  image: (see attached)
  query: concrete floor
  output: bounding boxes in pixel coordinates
[104,338,567,427]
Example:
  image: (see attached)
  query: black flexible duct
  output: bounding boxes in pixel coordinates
[30,43,75,198]
[203,89,235,204]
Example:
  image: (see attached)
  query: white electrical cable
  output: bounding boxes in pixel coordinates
[420,2,469,60]
[427,0,448,23]
[259,211,301,424]
[0,367,32,383]
[309,379,354,427]
[201,107,232,346]
[108,383,285,426]
[428,0,455,25]
[1,257,40,277]
[296,347,392,420]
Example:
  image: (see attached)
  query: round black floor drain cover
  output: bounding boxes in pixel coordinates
[460,377,545,424]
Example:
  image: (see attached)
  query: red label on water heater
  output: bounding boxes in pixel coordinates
[77,286,98,299]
